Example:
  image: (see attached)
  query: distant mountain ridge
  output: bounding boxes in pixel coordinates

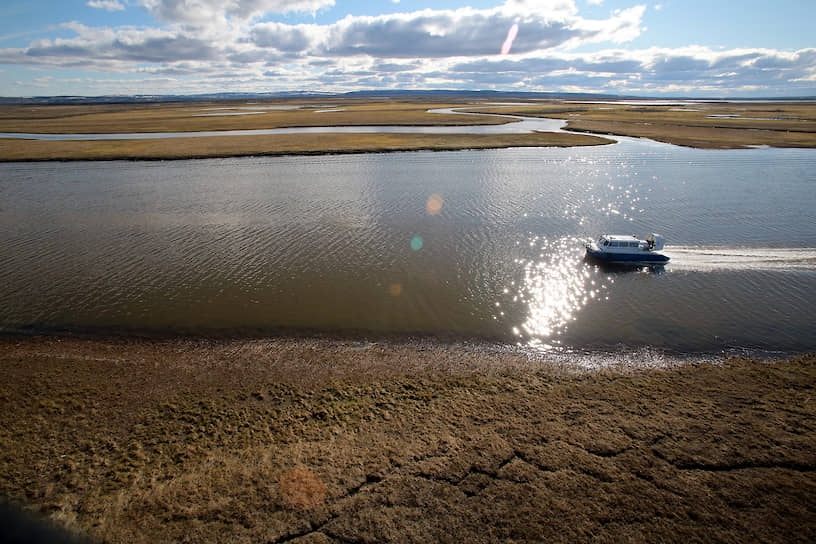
[0,90,625,105]
[1,89,813,105]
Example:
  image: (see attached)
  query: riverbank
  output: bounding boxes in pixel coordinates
[0,131,611,162]
[1,334,814,543]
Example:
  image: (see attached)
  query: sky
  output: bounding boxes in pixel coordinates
[0,0,813,97]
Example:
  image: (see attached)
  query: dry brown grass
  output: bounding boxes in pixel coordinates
[1,335,814,543]
[467,101,816,149]
[563,119,816,148]
[0,98,618,162]
[0,131,611,161]
[4,98,813,161]
[0,100,511,134]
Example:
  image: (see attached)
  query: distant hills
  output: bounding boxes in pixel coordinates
[0,89,813,105]
[0,90,627,105]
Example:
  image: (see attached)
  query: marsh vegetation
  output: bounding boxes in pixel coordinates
[468,101,816,149]
[1,336,814,543]
[2,98,814,161]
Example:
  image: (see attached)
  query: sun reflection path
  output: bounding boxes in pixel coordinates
[509,236,608,351]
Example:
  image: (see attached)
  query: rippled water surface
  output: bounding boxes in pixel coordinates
[1,141,815,352]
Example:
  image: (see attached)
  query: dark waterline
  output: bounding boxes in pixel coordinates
[1,142,815,354]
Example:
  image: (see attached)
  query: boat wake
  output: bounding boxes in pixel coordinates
[664,246,816,271]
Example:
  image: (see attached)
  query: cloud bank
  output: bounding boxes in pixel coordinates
[2,0,814,96]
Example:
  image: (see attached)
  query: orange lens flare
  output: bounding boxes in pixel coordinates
[426,193,443,215]
[279,467,327,510]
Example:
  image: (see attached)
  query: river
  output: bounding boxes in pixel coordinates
[1,136,814,354]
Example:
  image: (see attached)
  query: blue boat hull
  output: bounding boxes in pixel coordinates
[585,247,669,264]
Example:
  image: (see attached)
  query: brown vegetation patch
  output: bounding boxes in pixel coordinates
[0,100,511,135]
[5,98,813,160]
[0,335,814,543]
[563,119,816,149]
[0,131,611,161]
[468,101,816,149]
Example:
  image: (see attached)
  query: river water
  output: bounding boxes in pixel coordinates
[1,138,815,354]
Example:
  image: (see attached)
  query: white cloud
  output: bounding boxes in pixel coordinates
[443,46,816,96]
[503,0,576,15]
[250,21,321,53]
[247,2,642,58]
[569,5,644,47]
[87,0,126,11]
[1,0,814,97]
[136,0,335,27]
[5,0,645,67]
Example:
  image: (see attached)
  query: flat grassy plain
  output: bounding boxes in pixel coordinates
[1,335,814,543]
[0,99,610,161]
[4,97,815,161]
[467,101,816,149]
[0,101,513,133]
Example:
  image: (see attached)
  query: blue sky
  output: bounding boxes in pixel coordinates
[0,0,813,97]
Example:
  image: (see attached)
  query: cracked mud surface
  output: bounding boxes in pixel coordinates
[1,336,814,543]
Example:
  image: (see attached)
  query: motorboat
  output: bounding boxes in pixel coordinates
[585,233,669,264]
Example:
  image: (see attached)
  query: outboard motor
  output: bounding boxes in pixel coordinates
[646,233,664,251]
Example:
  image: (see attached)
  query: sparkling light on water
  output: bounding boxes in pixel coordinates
[506,236,608,350]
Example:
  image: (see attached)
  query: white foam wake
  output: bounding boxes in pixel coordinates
[665,246,816,271]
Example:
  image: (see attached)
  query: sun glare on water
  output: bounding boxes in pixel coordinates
[507,236,608,350]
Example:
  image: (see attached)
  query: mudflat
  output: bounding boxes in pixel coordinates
[1,335,814,543]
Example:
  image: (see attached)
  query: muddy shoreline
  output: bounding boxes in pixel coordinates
[1,334,814,543]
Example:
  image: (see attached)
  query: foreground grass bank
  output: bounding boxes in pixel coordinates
[1,335,814,543]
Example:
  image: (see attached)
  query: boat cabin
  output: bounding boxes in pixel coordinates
[596,235,645,252]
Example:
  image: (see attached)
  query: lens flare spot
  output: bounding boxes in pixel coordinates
[389,283,403,296]
[411,236,423,251]
[500,23,519,55]
[426,193,444,215]
[279,467,327,511]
